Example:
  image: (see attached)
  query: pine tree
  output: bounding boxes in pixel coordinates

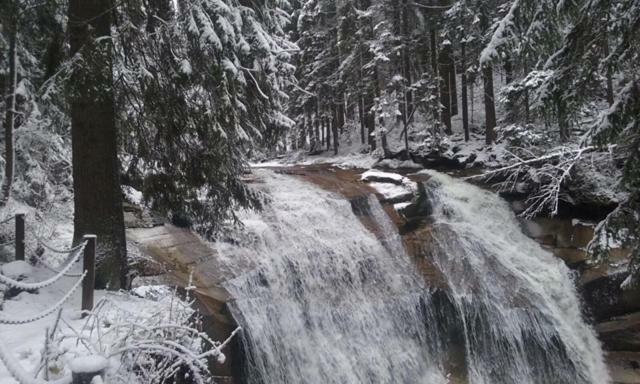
[68,0,127,289]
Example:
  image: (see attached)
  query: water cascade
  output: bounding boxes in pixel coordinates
[217,168,609,384]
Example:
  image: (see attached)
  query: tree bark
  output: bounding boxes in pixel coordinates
[358,96,366,145]
[504,55,513,85]
[68,0,127,289]
[439,42,453,135]
[483,65,496,145]
[402,0,413,124]
[314,99,321,150]
[365,93,376,150]
[603,36,614,106]
[449,55,458,116]
[331,105,339,155]
[429,28,440,121]
[461,40,470,142]
[1,7,17,207]
[325,109,331,151]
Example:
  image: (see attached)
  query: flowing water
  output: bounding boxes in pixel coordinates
[217,168,610,384]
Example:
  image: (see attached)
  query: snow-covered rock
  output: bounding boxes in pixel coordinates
[360,170,406,185]
[369,182,415,204]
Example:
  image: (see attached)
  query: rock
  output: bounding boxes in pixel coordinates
[360,170,406,185]
[400,182,432,222]
[606,352,640,384]
[597,312,640,351]
[553,247,587,266]
[580,271,640,322]
[566,152,628,213]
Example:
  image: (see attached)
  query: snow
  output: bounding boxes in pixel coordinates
[1,261,32,279]
[179,59,193,75]
[368,182,414,201]
[69,356,108,374]
[360,170,405,185]
[122,185,143,205]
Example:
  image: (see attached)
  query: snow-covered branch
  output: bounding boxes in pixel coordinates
[466,146,595,218]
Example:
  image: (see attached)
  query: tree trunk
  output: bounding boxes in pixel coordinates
[358,96,366,144]
[483,65,496,145]
[325,110,331,151]
[603,36,614,106]
[331,105,339,155]
[68,0,127,290]
[365,93,376,151]
[1,8,17,207]
[461,40,470,142]
[402,0,413,124]
[429,28,439,121]
[504,55,513,84]
[306,104,314,151]
[449,55,458,116]
[439,42,453,135]
[314,100,321,150]
[337,101,345,135]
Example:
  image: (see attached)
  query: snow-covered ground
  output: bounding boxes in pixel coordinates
[0,200,221,384]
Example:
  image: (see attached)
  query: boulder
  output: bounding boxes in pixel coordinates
[360,170,406,185]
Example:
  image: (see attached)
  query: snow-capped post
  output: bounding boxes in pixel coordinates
[81,235,96,317]
[15,213,24,261]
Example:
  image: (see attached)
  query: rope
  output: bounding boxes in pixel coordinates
[30,231,86,254]
[0,242,86,291]
[30,250,84,278]
[0,271,86,325]
[0,216,15,225]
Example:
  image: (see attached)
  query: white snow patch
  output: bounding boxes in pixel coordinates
[69,356,108,373]
[122,185,143,205]
[360,170,405,184]
[1,261,33,279]
[369,182,414,200]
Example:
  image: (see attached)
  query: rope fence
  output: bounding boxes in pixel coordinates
[0,213,97,320]
[0,214,99,384]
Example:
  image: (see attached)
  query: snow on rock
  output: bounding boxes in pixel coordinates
[69,355,108,374]
[360,170,406,185]
[393,202,411,213]
[1,261,32,280]
[122,185,144,205]
[368,182,415,203]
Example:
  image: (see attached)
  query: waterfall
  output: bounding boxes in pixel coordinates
[421,170,609,384]
[218,168,609,384]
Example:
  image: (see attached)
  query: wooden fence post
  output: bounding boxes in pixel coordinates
[15,213,24,261]
[81,235,96,317]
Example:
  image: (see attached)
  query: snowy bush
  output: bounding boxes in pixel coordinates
[495,124,549,147]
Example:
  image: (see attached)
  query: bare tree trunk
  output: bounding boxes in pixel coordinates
[332,105,339,155]
[365,93,376,151]
[449,55,458,116]
[429,28,439,121]
[325,108,331,151]
[1,9,17,207]
[358,96,366,144]
[603,35,614,106]
[504,55,513,84]
[337,101,345,135]
[314,99,321,149]
[402,0,413,124]
[439,41,453,135]
[483,65,496,145]
[68,0,127,289]
[461,40,470,142]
